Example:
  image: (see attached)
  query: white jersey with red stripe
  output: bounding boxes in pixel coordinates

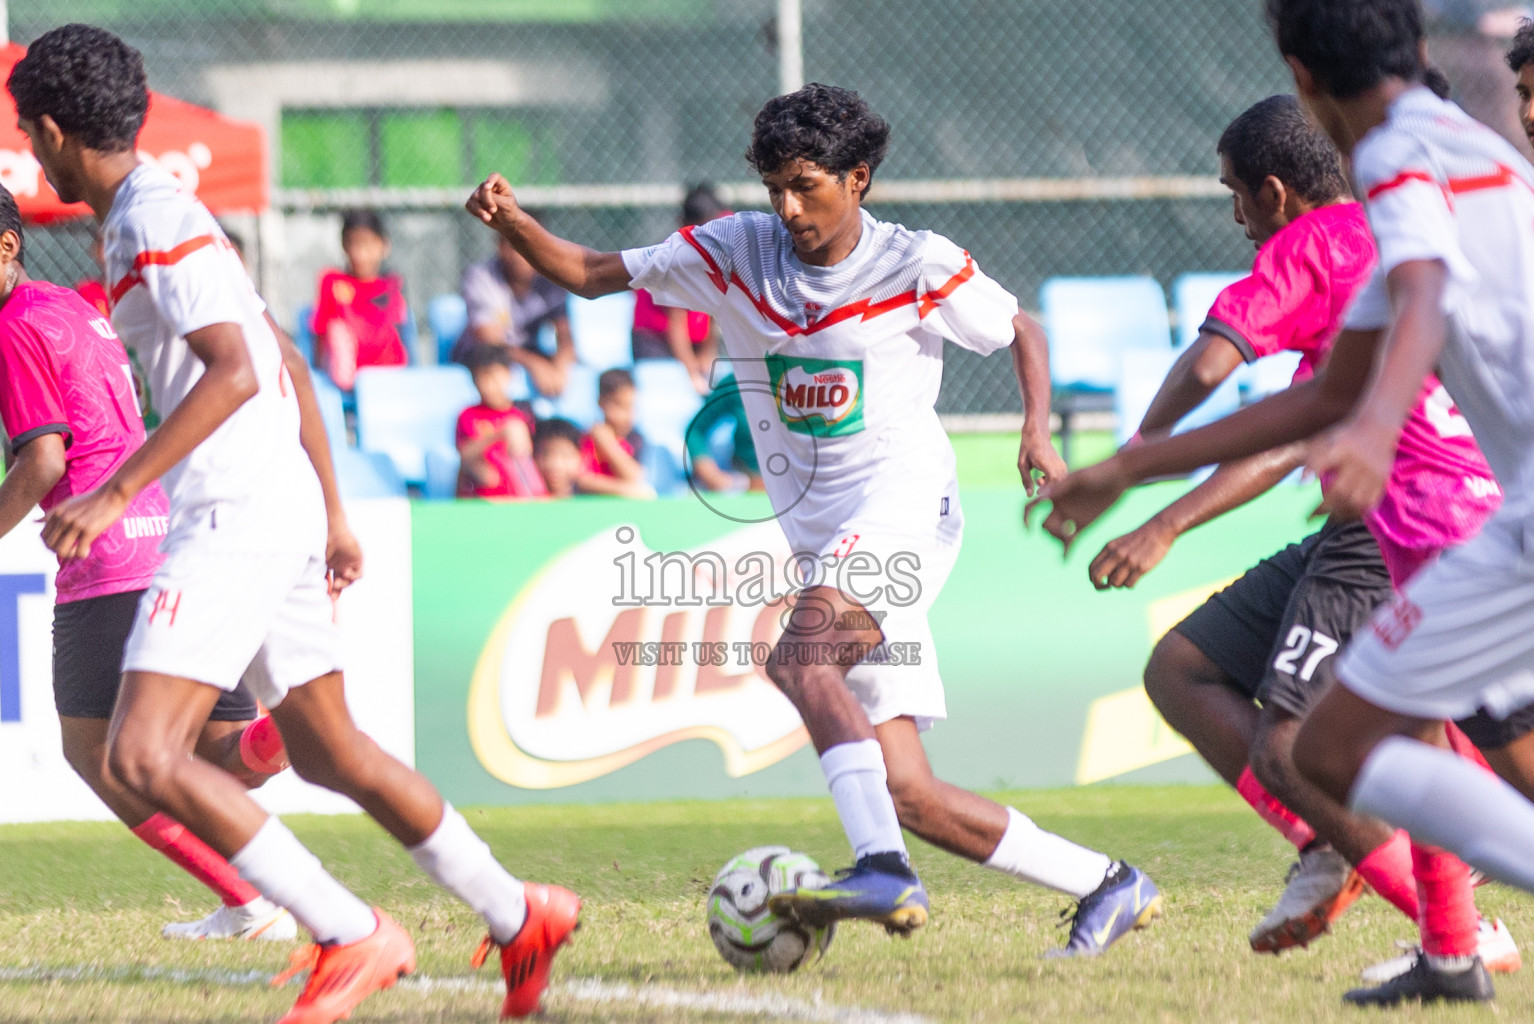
[622,209,1018,555]
[103,163,324,554]
[1345,87,1534,519]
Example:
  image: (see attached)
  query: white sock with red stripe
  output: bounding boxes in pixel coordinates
[229,817,376,946]
[409,803,527,944]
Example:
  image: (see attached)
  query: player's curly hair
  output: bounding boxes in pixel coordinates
[1265,0,1424,100]
[0,185,24,266]
[1508,19,1534,75]
[8,24,148,153]
[1218,96,1351,204]
[746,84,889,195]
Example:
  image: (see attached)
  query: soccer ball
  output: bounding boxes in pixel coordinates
[706,845,835,973]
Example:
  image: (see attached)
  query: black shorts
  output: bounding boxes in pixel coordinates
[1172,520,1394,718]
[1456,703,1534,750]
[53,590,259,721]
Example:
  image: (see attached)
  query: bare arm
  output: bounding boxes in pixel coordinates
[551,315,577,369]
[466,175,631,299]
[1013,311,1068,495]
[271,312,363,592]
[589,422,645,483]
[1026,326,1383,551]
[0,433,65,541]
[1086,444,1306,590]
[1137,333,1247,438]
[42,322,258,560]
[666,307,710,392]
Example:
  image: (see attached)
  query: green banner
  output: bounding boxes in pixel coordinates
[413,480,1322,805]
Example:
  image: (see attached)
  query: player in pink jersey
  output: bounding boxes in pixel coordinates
[0,183,299,942]
[1078,95,1514,983]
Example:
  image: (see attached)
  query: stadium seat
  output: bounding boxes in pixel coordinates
[634,359,705,464]
[569,292,637,370]
[1041,276,1173,463]
[641,443,686,498]
[309,370,350,453]
[1171,272,1245,348]
[1116,347,1244,483]
[354,365,479,486]
[291,304,316,366]
[1242,350,1305,402]
[423,448,461,501]
[332,447,407,499]
[548,362,602,430]
[427,293,468,365]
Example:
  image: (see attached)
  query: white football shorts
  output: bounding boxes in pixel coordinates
[122,546,342,708]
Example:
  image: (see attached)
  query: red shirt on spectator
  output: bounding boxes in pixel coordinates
[632,289,710,344]
[579,431,643,478]
[75,278,110,317]
[456,403,547,498]
[312,269,410,372]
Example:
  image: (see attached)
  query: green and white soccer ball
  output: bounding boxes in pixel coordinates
[706,845,836,973]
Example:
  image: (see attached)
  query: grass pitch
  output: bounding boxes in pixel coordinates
[1,785,1528,1023]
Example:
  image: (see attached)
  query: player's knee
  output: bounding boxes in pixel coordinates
[884,768,937,829]
[1143,634,1201,715]
[1249,729,1297,800]
[106,734,179,800]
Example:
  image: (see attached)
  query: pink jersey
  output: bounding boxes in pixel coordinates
[1204,202,1501,585]
[0,281,167,603]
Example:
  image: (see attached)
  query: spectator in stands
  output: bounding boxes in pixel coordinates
[533,418,585,499]
[579,368,653,498]
[631,184,728,392]
[455,211,575,397]
[311,209,411,390]
[455,346,547,499]
[685,375,762,492]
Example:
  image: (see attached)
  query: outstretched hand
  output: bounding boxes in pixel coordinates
[466,173,525,234]
[1024,456,1132,555]
[1306,420,1393,522]
[1018,431,1068,498]
[1087,519,1174,590]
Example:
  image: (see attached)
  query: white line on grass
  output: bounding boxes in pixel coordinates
[0,964,930,1024]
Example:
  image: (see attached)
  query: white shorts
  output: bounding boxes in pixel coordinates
[1338,515,1534,723]
[783,483,963,732]
[122,547,342,709]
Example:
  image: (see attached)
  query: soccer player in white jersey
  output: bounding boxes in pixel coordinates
[1034,0,1534,1004]
[467,83,1161,955]
[10,25,578,1023]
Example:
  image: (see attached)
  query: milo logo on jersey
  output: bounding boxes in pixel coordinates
[767,356,865,437]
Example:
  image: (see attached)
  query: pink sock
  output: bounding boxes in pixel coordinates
[1236,766,1316,849]
[131,812,262,908]
[239,715,290,775]
[1356,829,1420,921]
[1413,841,1479,957]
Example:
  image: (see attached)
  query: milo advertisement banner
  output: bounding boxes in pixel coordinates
[413,481,1322,806]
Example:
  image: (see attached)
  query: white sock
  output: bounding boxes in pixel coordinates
[983,806,1113,898]
[230,817,376,945]
[1352,736,1534,893]
[820,740,907,860]
[409,803,527,944]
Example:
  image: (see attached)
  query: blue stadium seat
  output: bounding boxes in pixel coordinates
[354,365,479,486]
[332,447,407,499]
[569,292,637,370]
[1171,272,1245,349]
[308,369,350,453]
[641,443,686,498]
[1041,276,1173,463]
[1242,350,1305,403]
[423,448,461,501]
[428,293,469,365]
[291,304,316,366]
[634,359,704,464]
[548,362,602,430]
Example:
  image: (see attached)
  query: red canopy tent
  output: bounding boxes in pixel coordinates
[0,43,267,222]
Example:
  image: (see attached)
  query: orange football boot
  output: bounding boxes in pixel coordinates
[471,883,581,1018]
[271,909,415,1024]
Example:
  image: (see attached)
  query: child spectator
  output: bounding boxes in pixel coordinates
[685,375,762,492]
[533,418,585,499]
[455,212,575,397]
[580,369,653,498]
[455,346,546,499]
[631,184,728,392]
[311,208,410,390]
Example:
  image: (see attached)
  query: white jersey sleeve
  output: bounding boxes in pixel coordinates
[621,216,735,315]
[915,234,1018,356]
[1353,131,1477,292]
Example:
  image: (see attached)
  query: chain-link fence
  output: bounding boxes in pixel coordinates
[14,0,1533,415]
